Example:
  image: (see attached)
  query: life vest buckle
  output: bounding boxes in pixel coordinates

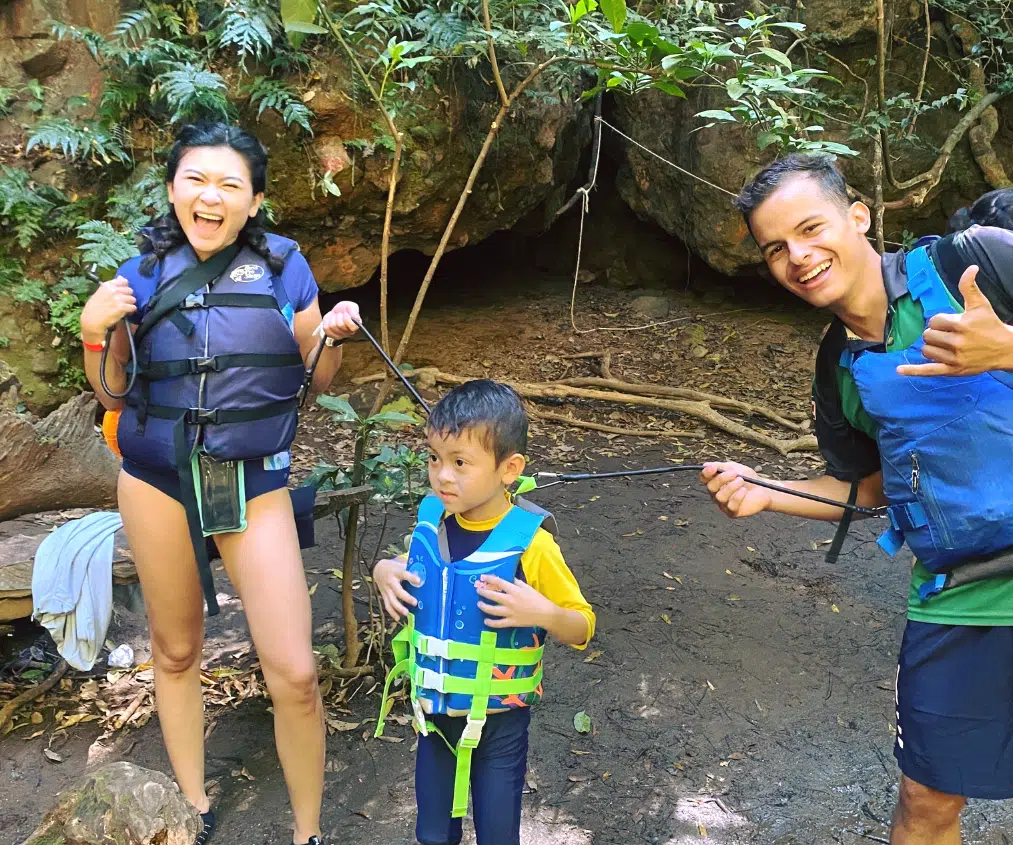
[185,407,220,425]
[418,635,451,660]
[417,667,446,694]
[412,698,429,736]
[189,356,219,374]
[182,293,206,309]
[460,716,485,748]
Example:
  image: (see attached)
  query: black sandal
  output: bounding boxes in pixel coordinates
[196,810,216,845]
[294,837,322,845]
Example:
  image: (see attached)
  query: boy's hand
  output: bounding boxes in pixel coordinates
[373,557,420,620]
[475,575,556,629]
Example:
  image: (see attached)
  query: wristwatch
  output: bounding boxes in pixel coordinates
[324,335,345,348]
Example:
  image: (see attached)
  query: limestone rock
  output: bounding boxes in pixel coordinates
[630,295,671,320]
[19,762,199,845]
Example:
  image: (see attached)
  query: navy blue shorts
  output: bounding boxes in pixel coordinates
[122,457,290,504]
[895,620,1013,798]
[415,707,531,845]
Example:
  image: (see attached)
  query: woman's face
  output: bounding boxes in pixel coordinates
[167,145,264,260]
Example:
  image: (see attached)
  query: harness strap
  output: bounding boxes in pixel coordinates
[825,479,859,564]
[173,416,219,615]
[451,630,498,818]
[141,352,304,380]
[905,247,953,321]
[408,663,543,696]
[413,630,544,666]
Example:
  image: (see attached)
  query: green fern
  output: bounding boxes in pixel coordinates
[26,118,131,165]
[0,256,23,290]
[76,221,139,272]
[157,63,232,123]
[243,77,313,133]
[100,77,147,122]
[213,0,280,65]
[46,20,108,60]
[0,86,17,117]
[106,167,171,230]
[0,167,68,249]
[112,8,159,44]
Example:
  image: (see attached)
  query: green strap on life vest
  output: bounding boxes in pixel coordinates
[374,614,544,817]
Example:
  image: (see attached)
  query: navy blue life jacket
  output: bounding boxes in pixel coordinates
[840,245,1013,587]
[118,235,306,473]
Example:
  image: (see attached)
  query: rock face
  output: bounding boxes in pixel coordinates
[19,762,199,845]
[612,0,1013,276]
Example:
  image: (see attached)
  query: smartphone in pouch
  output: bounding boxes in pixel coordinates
[193,450,247,535]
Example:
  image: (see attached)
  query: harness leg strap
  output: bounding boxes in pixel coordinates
[451,630,497,818]
[173,417,220,616]
[825,479,859,564]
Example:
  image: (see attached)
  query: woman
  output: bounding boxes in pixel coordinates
[79,122,358,845]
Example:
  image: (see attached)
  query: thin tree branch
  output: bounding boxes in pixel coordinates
[379,134,404,353]
[482,0,509,108]
[369,55,565,414]
[906,0,931,137]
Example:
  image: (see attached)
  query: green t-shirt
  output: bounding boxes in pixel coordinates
[834,266,1013,625]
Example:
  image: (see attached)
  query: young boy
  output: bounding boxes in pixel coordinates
[373,379,595,845]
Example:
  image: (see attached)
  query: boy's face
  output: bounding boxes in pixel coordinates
[748,173,872,309]
[426,427,524,517]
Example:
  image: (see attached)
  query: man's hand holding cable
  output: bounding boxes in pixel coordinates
[700,462,772,519]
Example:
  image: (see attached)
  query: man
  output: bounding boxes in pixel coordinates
[701,154,1013,844]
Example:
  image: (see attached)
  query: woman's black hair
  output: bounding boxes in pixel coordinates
[138,121,284,276]
[948,188,1013,234]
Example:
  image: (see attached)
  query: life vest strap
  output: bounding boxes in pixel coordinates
[181,292,281,311]
[141,352,304,380]
[138,397,298,426]
[413,630,544,666]
[410,663,544,697]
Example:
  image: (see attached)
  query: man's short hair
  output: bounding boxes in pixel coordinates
[426,379,528,464]
[735,154,851,222]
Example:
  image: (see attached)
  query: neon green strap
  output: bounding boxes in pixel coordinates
[375,620,416,739]
[412,630,544,666]
[451,629,498,818]
[408,663,543,697]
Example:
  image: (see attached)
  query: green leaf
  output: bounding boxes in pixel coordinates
[573,711,592,733]
[772,21,807,31]
[284,21,327,34]
[653,79,685,97]
[625,22,658,43]
[599,0,626,33]
[695,109,736,122]
[757,46,793,69]
[726,78,747,101]
[317,394,360,422]
[367,411,419,429]
[757,130,780,150]
[281,0,318,27]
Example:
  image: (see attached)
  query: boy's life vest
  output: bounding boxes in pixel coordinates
[114,235,310,614]
[375,493,557,818]
[839,244,1013,597]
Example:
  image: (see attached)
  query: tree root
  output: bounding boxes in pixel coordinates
[0,660,69,734]
[352,368,818,455]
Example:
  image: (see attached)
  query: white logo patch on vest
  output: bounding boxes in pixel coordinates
[230,264,265,283]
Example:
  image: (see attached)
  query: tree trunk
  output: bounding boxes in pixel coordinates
[0,390,119,521]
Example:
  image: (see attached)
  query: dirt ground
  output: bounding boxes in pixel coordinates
[4,240,1013,845]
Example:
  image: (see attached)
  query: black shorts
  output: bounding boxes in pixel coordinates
[122,457,290,503]
[895,620,1013,798]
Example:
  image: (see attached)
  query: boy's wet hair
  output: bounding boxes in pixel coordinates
[426,379,528,464]
[735,153,851,224]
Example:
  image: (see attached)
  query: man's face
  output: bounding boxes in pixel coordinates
[748,174,871,309]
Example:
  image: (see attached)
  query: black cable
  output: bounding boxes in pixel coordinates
[353,318,431,414]
[537,465,885,515]
[88,265,137,400]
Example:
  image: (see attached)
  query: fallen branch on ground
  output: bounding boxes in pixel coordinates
[353,368,818,455]
[527,406,704,439]
[0,659,68,733]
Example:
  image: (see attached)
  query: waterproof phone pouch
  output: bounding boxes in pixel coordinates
[192,450,247,536]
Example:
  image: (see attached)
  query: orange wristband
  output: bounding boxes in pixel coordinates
[82,338,106,353]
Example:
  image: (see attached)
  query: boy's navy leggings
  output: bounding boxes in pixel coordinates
[415,707,530,845]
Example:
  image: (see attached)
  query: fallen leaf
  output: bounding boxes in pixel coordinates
[725,569,733,575]
[573,711,591,734]
[376,735,404,743]
[583,651,602,663]
[602,771,611,780]
[567,774,592,782]
[43,749,63,763]
[231,767,256,781]
[571,750,592,756]
[30,712,43,725]
[660,614,672,624]
[698,822,708,837]
[662,571,675,580]
[61,714,100,728]
[831,604,840,613]
[308,583,319,596]
[589,496,600,502]
[326,719,360,733]
[726,594,741,602]
[706,680,715,691]
[719,760,729,767]
[747,546,756,552]
[25,729,45,740]
[658,515,668,521]
[524,774,538,793]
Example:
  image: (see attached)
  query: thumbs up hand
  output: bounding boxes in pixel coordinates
[897,265,1013,377]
